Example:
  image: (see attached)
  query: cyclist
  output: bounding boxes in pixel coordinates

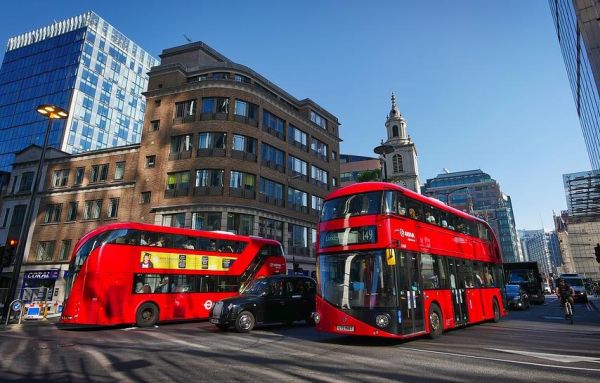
[556,278,575,316]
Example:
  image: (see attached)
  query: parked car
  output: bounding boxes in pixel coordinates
[506,284,530,310]
[209,275,316,332]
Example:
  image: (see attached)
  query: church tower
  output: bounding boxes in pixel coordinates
[381,93,420,193]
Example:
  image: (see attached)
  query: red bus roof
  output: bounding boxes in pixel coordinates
[325,182,490,226]
[71,221,281,260]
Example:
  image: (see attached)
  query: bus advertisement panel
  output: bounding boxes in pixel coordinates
[313,182,506,339]
[60,222,286,327]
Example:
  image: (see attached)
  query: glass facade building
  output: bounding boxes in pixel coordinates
[0,12,157,171]
[549,0,600,170]
[422,169,523,262]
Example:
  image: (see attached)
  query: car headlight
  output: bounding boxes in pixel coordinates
[375,314,391,328]
[312,312,320,324]
[512,296,520,301]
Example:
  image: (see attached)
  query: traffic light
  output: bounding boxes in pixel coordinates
[595,243,600,264]
[3,239,17,266]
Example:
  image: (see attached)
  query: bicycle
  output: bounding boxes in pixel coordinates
[561,297,574,325]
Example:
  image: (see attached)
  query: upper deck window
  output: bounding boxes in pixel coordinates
[320,191,382,221]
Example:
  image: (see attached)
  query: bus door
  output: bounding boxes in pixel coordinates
[448,259,468,326]
[397,252,425,335]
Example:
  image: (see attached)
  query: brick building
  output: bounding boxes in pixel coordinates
[0,41,340,311]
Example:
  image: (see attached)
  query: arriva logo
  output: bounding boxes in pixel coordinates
[397,229,416,240]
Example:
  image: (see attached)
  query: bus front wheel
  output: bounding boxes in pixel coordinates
[136,302,159,327]
[428,304,443,339]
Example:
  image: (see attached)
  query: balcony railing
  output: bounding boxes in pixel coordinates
[291,140,308,152]
[311,178,329,190]
[194,186,224,196]
[261,160,285,173]
[168,151,193,161]
[174,115,195,124]
[259,193,285,207]
[288,203,309,214]
[234,114,258,127]
[197,148,226,157]
[287,245,310,256]
[231,150,257,162]
[311,150,328,162]
[200,112,228,121]
[263,126,285,140]
[229,187,256,200]
[164,187,190,198]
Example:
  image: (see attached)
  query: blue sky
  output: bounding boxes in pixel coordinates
[0,1,589,230]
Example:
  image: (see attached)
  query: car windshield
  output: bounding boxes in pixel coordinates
[241,278,270,295]
[563,278,584,287]
[506,285,520,294]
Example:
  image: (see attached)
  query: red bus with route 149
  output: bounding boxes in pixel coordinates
[60,222,286,327]
[313,182,506,339]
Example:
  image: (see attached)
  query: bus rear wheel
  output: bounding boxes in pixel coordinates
[428,304,443,339]
[136,302,159,327]
[492,299,500,323]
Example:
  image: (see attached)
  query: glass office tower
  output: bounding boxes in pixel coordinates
[0,12,157,171]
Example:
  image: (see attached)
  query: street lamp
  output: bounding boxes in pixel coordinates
[374,141,394,182]
[2,104,68,320]
[438,186,470,207]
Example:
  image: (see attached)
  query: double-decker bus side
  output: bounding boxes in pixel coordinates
[314,182,506,339]
[60,222,286,327]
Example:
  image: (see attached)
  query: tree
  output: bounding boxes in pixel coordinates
[357,169,381,182]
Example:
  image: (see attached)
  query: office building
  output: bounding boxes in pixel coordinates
[0,11,157,171]
[422,169,523,262]
[549,0,600,169]
[518,229,556,277]
[0,40,341,310]
[340,154,381,186]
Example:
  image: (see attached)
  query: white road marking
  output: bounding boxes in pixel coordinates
[79,347,132,382]
[122,326,137,331]
[400,347,600,372]
[137,329,208,349]
[489,348,600,364]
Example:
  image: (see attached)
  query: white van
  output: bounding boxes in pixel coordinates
[559,274,588,303]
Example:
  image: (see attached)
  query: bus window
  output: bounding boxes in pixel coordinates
[424,205,438,225]
[421,254,439,289]
[484,264,495,287]
[383,191,407,216]
[455,218,468,234]
[320,192,382,221]
[472,262,484,287]
[457,259,474,288]
[406,198,423,221]
[468,222,478,237]
[433,255,449,288]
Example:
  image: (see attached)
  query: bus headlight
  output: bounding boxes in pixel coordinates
[312,312,320,325]
[375,314,391,328]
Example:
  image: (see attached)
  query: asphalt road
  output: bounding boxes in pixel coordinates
[0,295,599,383]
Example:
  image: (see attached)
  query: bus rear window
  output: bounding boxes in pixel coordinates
[321,192,382,221]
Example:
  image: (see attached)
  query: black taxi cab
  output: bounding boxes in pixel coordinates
[209,275,316,332]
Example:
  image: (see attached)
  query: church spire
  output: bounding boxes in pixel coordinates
[388,92,402,120]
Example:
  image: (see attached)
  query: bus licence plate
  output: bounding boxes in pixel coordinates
[336,325,355,332]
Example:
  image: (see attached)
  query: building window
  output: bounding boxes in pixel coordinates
[311,137,328,159]
[392,125,399,137]
[232,134,257,155]
[150,120,160,131]
[263,110,285,139]
[261,143,285,169]
[258,217,283,242]
[289,124,307,149]
[36,241,55,262]
[288,156,308,177]
[140,191,151,204]
[114,162,125,180]
[44,204,62,224]
[18,172,34,192]
[198,132,227,150]
[202,97,229,114]
[83,200,102,220]
[311,165,328,186]
[171,134,193,159]
[393,154,403,173]
[311,195,323,211]
[234,99,258,120]
[195,169,224,187]
[52,169,69,187]
[288,187,308,208]
[107,198,119,218]
[155,99,161,106]
[90,164,109,183]
[259,178,284,201]
[162,213,185,228]
[288,224,309,254]
[192,212,221,230]
[331,151,337,161]
[74,167,85,185]
[230,171,256,191]
[1,208,10,228]
[66,202,78,221]
[58,240,71,261]
[166,171,190,191]
[146,155,156,168]
[175,99,196,118]
[310,110,327,129]
[226,212,253,235]
[332,177,337,187]
[10,205,26,227]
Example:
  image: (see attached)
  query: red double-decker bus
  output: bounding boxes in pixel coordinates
[313,182,506,339]
[60,222,286,327]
